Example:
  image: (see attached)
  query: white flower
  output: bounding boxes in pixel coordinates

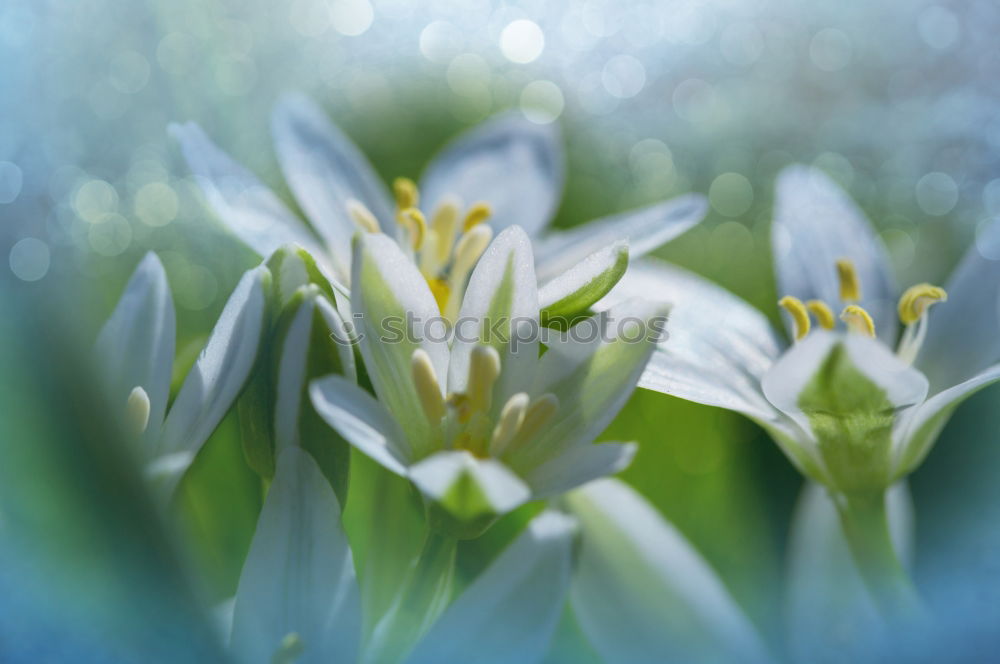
[170,93,705,321]
[226,445,576,664]
[95,252,271,495]
[601,165,1000,495]
[308,226,666,535]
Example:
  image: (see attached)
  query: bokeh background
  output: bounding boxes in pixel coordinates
[3,0,1000,661]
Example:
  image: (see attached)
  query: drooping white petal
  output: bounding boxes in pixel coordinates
[408,450,531,522]
[350,233,449,458]
[231,447,361,664]
[785,481,913,661]
[169,122,327,265]
[419,113,563,238]
[525,441,637,500]
[772,165,897,340]
[917,219,1000,392]
[538,241,628,321]
[156,266,271,485]
[565,479,770,664]
[405,511,576,664]
[95,252,175,448]
[598,259,786,425]
[449,226,538,410]
[535,195,707,283]
[271,94,395,278]
[309,375,411,476]
[893,361,1000,477]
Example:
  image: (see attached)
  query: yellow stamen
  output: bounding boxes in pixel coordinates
[346,199,380,233]
[126,386,151,436]
[509,393,559,449]
[393,177,419,209]
[836,258,861,302]
[462,201,493,232]
[411,349,445,423]
[398,207,427,250]
[897,283,947,325]
[428,277,450,314]
[431,198,461,264]
[465,345,501,416]
[490,392,529,455]
[452,225,493,276]
[805,300,836,330]
[778,296,811,341]
[840,305,876,337]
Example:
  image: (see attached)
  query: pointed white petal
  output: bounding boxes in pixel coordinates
[231,447,361,664]
[408,450,531,521]
[316,295,357,384]
[893,361,1000,476]
[156,266,271,479]
[535,195,707,282]
[449,226,538,409]
[272,94,395,277]
[420,113,563,238]
[170,122,327,264]
[274,291,318,454]
[309,375,410,475]
[538,241,628,321]
[351,233,449,458]
[772,165,897,340]
[405,511,576,664]
[917,219,1000,391]
[95,252,175,448]
[525,442,637,500]
[786,481,913,660]
[566,479,770,664]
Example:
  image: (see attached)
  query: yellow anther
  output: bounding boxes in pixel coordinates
[411,349,445,423]
[490,392,530,455]
[431,198,461,263]
[511,393,559,448]
[452,225,493,275]
[898,283,947,325]
[273,633,304,664]
[393,177,419,209]
[428,277,450,314]
[462,201,493,232]
[346,199,380,233]
[836,258,862,302]
[398,207,427,250]
[805,300,836,330]
[840,305,876,337]
[466,345,501,416]
[126,386,151,436]
[778,296,811,341]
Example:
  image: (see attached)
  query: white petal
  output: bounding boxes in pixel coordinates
[408,450,531,520]
[535,195,707,283]
[917,219,1000,392]
[419,113,563,238]
[350,233,449,458]
[309,375,410,475]
[566,479,770,664]
[156,266,271,485]
[772,165,897,340]
[273,291,317,454]
[449,226,538,409]
[316,295,357,384]
[405,511,576,664]
[95,252,175,449]
[893,361,1000,477]
[538,241,628,321]
[272,94,395,277]
[525,442,637,500]
[785,481,913,660]
[231,447,361,664]
[169,122,327,265]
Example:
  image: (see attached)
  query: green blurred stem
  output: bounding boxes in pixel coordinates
[836,490,924,622]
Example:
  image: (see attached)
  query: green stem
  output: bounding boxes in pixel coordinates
[835,490,925,623]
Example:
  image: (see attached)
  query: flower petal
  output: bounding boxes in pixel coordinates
[917,219,1000,392]
[408,450,531,527]
[419,113,563,238]
[95,252,175,449]
[351,233,449,458]
[309,375,410,475]
[525,441,637,500]
[538,241,628,324]
[155,265,271,487]
[772,165,897,340]
[785,481,913,660]
[565,478,770,664]
[449,226,538,409]
[231,446,361,664]
[405,511,576,664]
[169,122,327,265]
[893,361,1000,477]
[535,195,707,283]
[272,94,395,278]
